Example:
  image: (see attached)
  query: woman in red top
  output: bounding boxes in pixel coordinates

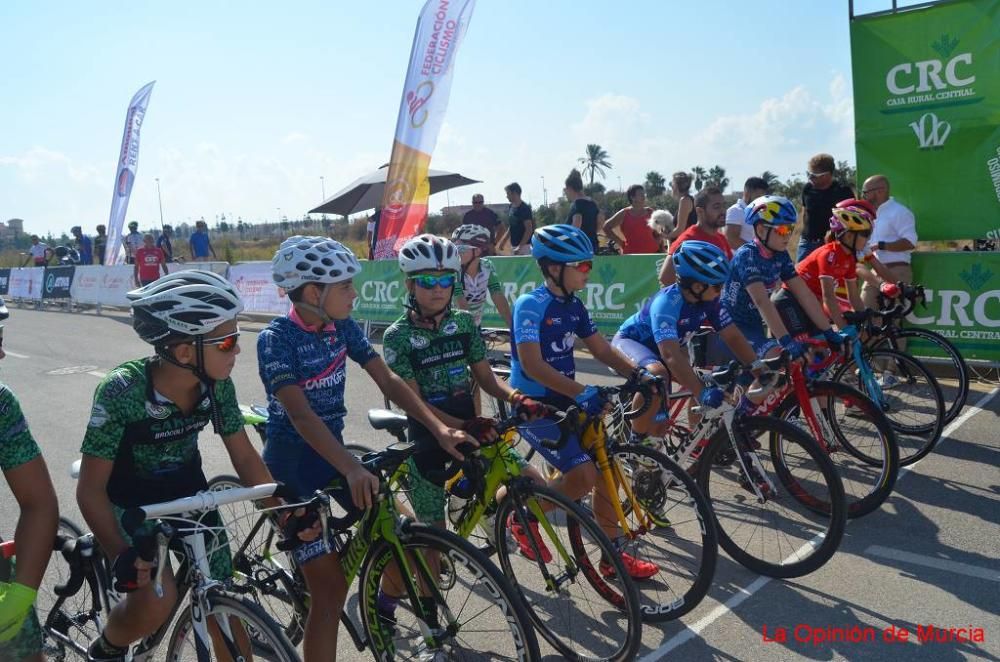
[603,184,660,254]
[772,204,873,335]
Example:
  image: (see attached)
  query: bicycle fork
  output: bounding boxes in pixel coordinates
[724,411,778,503]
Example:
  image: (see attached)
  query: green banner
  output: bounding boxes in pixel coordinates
[355,254,665,335]
[906,252,1000,361]
[850,0,1000,240]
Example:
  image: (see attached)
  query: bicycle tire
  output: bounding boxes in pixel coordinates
[491,483,641,661]
[608,443,718,622]
[773,381,899,519]
[830,347,945,464]
[38,517,101,661]
[164,589,299,662]
[358,521,540,661]
[869,327,969,424]
[697,416,847,578]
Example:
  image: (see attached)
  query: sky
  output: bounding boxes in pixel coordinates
[1,0,910,236]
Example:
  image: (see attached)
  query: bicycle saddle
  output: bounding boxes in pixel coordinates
[367,409,408,434]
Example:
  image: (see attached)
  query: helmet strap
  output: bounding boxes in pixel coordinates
[294,284,336,331]
[155,340,223,434]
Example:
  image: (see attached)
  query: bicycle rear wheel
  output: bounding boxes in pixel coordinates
[773,381,899,519]
[831,347,945,464]
[491,483,641,661]
[606,443,718,622]
[697,416,847,578]
[38,517,101,661]
[358,522,540,661]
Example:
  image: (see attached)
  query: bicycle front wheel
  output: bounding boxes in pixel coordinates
[698,416,847,578]
[492,483,641,661]
[165,589,299,661]
[607,443,718,622]
[359,521,540,661]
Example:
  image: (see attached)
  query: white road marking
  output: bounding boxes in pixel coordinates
[3,350,29,358]
[640,386,999,660]
[87,370,107,378]
[865,545,1000,582]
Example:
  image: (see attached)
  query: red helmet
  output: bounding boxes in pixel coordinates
[835,198,876,219]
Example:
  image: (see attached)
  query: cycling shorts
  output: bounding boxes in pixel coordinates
[772,288,822,338]
[734,322,779,358]
[518,418,591,474]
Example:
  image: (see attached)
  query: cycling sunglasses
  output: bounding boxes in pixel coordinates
[565,260,593,274]
[763,223,795,237]
[203,330,240,353]
[410,274,457,289]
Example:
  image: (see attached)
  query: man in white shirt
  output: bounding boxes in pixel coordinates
[22,235,51,267]
[724,177,769,250]
[860,174,917,311]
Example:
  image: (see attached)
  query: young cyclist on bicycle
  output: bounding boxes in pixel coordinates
[720,196,845,360]
[258,236,474,661]
[510,224,661,579]
[78,271,279,662]
[612,241,761,439]
[0,328,59,662]
[377,234,547,625]
[451,224,513,329]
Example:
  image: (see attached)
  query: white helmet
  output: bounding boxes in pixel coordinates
[398,234,461,274]
[272,236,361,291]
[451,224,491,249]
[127,270,244,345]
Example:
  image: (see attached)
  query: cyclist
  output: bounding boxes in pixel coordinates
[451,224,513,329]
[123,221,143,264]
[613,241,761,440]
[0,327,59,662]
[77,271,280,662]
[720,196,844,360]
[377,234,547,625]
[772,203,873,335]
[258,236,473,661]
[509,223,660,579]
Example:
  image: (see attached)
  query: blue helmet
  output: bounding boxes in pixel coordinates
[673,240,730,284]
[530,224,594,263]
[744,195,797,226]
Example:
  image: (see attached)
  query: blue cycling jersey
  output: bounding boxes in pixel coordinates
[721,241,798,330]
[509,285,597,408]
[257,309,378,496]
[617,284,731,349]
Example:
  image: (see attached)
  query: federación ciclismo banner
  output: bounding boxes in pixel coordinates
[104,81,155,265]
[373,0,476,259]
[850,0,1000,241]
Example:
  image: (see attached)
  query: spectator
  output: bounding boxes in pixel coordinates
[798,153,854,262]
[725,177,770,250]
[461,194,500,254]
[563,169,603,250]
[658,186,732,286]
[156,224,175,262]
[604,184,660,254]
[189,220,216,261]
[133,233,168,286]
[496,182,533,256]
[366,207,382,260]
[93,224,107,265]
[860,174,917,309]
[668,171,697,240]
[70,226,93,265]
[22,235,51,267]
[124,221,144,264]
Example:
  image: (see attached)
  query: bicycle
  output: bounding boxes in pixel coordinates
[212,444,540,661]
[37,482,299,661]
[370,409,644,661]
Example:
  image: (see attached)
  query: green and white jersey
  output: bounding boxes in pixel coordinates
[0,384,41,473]
[455,258,502,326]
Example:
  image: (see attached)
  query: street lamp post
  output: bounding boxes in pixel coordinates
[541,176,547,207]
[617,176,623,193]
[155,178,165,230]
[320,176,326,200]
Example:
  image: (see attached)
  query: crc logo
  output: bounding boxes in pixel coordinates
[909,113,951,149]
[886,53,974,95]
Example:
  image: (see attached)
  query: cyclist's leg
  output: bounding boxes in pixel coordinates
[612,334,670,437]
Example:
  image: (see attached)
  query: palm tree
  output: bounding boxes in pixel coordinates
[760,170,780,191]
[644,171,666,197]
[578,144,612,187]
[706,165,729,191]
[691,166,707,191]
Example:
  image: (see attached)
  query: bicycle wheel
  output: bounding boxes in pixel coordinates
[773,381,899,519]
[491,483,641,661]
[697,416,847,578]
[869,328,969,424]
[358,521,540,661]
[38,517,102,661]
[607,443,718,622]
[164,589,299,662]
[831,347,945,464]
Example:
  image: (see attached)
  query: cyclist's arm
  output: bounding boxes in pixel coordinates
[516,219,535,252]
[77,456,130,558]
[656,339,703,398]
[602,208,627,246]
[820,277,848,329]
[4,457,58,589]
[220,428,281,509]
[787,277,835,331]
[580,332,635,378]
[470,359,518,402]
[846,278,864,313]
[491,291,513,328]
[517,341,585,399]
[746,281,791,339]
[274,385,366,477]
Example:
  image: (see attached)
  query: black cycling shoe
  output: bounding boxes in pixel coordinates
[87,635,128,662]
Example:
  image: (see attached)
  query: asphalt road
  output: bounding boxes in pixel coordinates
[1,305,997,661]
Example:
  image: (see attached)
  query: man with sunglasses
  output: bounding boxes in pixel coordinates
[658,186,733,286]
[461,194,500,255]
[721,196,845,360]
[799,153,855,262]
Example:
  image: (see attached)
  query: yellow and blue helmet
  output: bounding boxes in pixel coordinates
[744,195,797,226]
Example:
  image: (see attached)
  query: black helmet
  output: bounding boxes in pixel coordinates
[128,221,139,230]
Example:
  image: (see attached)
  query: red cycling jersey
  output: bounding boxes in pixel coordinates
[790,241,857,300]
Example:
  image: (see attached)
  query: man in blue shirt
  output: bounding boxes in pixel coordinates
[70,226,93,265]
[188,221,216,261]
